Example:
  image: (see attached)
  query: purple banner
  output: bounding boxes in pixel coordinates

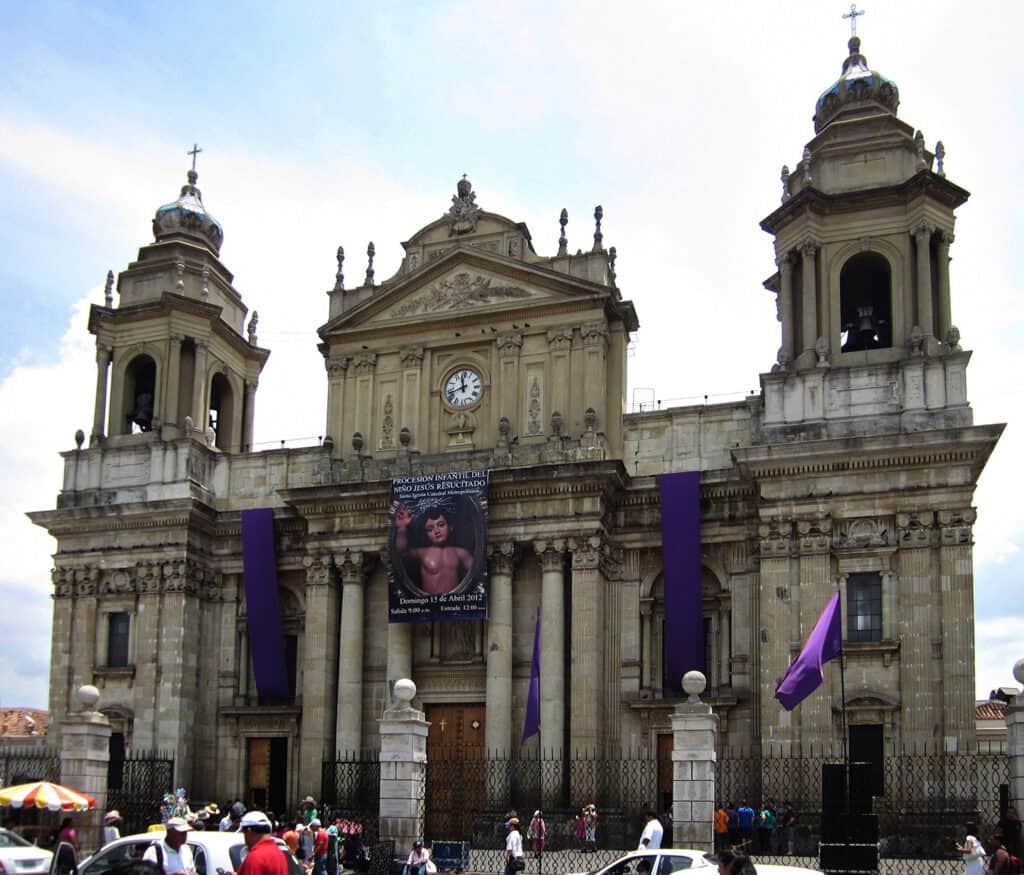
[241,508,290,699]
[657,471,704,693]
[522,607,541,742]
[387,470,489,623]
[775,591,843,710]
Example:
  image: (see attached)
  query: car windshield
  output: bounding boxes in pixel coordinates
[601,855,659,875]
[0,830,33,848]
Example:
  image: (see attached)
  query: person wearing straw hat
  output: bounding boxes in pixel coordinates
[103,811,122,845]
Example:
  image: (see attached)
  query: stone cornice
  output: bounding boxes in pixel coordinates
[733,424,1004,484]
[759,170,970,236]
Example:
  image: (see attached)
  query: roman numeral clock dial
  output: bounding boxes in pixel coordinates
[444,368,483,408]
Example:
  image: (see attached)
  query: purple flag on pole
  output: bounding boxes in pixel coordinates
[775,590,843,711]
[522,607,541,742]
[657,471,704,692]
[241,508,290,700]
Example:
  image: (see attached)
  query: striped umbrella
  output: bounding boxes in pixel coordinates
[0,781,96,811]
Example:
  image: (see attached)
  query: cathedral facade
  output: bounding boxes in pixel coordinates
[32,37,1001,811]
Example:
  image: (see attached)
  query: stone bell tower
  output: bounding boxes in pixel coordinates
[759,35,971,437]
[87,162,268,452]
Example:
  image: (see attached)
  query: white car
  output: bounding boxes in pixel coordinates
[0,828,53,875]
[78,830,302,875]
[566,848,714,875]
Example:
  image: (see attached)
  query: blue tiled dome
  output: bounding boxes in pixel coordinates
[152,169,224,255]
[813,37,899,134]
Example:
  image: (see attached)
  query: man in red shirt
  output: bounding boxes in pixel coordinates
[310,819,329,875]
[239,812,287,875]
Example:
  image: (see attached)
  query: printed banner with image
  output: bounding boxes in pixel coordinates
[387,469,489,623]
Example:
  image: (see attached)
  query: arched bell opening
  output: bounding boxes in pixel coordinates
[208,371,235,450]
[123,355,157,434]
[840,252,892,352]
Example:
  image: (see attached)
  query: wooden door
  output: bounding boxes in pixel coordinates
[657,733,674,813]
[425,704,486,840]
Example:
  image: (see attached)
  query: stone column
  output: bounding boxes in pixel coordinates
[387,624,413,703]
[485,543,516,806]
[60,685,111,855]
[569,535,605,757]
[165,335,183,431]
[535,541,566,756]
[485,543,515,755]
[336,550,368,755]
[191,340,209,429]
[936,232,954,342]
[1007,663,1024,808]
[799,240,819,363]
[913,225,936,343]
[324,356,350,452]
[777,252,795,364]
[241,380,257,452]
[299,553,339,794]
[796,519,834,747]
[90,346,111,446]
[896,512,938,747]
[757,522,796,747]
[379,679,429,853]
[938,509,977,749]
[581,323,609,432]
[569,536,606,804]
[671,672,718,852]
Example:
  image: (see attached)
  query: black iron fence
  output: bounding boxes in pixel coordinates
[322,749,387,872]
[716,744,1009,873]
[0,742,60,785]
[104,749,175,835]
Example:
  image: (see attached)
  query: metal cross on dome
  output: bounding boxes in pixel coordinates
[843,3,865,37]
[187,143,203,173]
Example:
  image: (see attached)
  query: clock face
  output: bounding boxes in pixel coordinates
[444,368,483,408]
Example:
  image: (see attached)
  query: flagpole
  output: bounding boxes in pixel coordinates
[837,584,851,841]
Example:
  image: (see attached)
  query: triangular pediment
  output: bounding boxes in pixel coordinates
[321,247,610,336]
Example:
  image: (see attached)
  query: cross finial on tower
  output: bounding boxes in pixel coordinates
[843,3,865,37]
[187,143,203,173]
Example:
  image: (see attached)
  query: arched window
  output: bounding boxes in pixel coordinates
[123,355,156,433]
[840,253,892,352]
[209,372,235,450]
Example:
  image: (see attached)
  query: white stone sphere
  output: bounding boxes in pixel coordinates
[393,678,417,703]
[682,671,707,698]
[1013,658,1024,687]
[78,684,101,709]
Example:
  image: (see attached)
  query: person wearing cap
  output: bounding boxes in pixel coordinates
[144,818,197,875]
[238,811,287,875]
[404,840,430,875]
[309,820,328,875]
[222,801,246,833]
[528,811,546,860]
[103,811,122,845]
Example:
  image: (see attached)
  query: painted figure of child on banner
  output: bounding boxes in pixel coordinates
[387,470,489,623]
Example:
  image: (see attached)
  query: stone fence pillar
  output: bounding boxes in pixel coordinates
[379,678,429,854]
[1006,660,1024,807]
[59,685,111,855]
[671,671,718,852]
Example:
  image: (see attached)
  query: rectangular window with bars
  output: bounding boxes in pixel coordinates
[847,573,882,642]
[107,611,130,667]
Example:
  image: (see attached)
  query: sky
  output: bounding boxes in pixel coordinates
[0,1,1021,711]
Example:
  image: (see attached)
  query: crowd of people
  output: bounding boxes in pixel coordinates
[713,800,794,856]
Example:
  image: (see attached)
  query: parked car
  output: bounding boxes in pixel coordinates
[78,830,302,875]
[566,849,714,875]
[0,827,53,875]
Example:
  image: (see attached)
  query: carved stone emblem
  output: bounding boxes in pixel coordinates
[390,272,533,318]
[447,176,482,235]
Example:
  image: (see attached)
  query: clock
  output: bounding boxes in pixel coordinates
[444,367,483,408]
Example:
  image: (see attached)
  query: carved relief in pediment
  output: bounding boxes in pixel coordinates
[386,272,537,318]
